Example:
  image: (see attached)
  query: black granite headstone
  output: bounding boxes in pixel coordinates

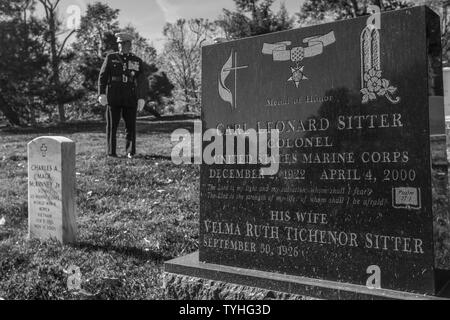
[200,6,450,295]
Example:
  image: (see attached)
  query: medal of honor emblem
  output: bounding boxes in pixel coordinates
[262,31,336,88]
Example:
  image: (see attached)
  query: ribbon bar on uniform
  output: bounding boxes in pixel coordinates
[111,75,129,83]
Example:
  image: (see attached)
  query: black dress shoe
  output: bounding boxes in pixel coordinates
[107,154,118,158]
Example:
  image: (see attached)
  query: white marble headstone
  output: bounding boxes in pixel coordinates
[28,136,76,244]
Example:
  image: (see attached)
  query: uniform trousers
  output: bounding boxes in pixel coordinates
[106,105,137,156]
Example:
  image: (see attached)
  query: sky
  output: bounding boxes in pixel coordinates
[48,0,304,52]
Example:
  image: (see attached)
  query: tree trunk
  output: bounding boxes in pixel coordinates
[444,2,448,34]
[49,9,66,123]
[184,86,190,113]
[350,0,359,17]
[57,103,65,122]
[0,93,22,126]
[29,106,36,125]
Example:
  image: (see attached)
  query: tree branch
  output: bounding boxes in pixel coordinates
[57,29,76,58]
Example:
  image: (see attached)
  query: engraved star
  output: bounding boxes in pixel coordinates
[287,65,308,88]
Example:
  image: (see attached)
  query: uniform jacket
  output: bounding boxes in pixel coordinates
[98,52,148,107]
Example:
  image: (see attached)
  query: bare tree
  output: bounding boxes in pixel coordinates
[38,0,78,122]
[161,19,220,113]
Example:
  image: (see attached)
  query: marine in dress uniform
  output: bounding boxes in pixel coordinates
[98,32,147,158]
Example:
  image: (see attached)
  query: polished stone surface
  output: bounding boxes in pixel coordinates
[200,6,449,295]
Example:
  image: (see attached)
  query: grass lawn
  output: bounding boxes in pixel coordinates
[0,119,449,299]
[0,120,199,299]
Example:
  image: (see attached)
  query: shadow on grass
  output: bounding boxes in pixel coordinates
[133,154,172,160]
[136,120,196,134]
[1,121,105,135]
[138,113,199,122]
[1,115,198,136]
[73,241,173,262]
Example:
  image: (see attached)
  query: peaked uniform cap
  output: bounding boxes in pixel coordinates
[115,32,133,43]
